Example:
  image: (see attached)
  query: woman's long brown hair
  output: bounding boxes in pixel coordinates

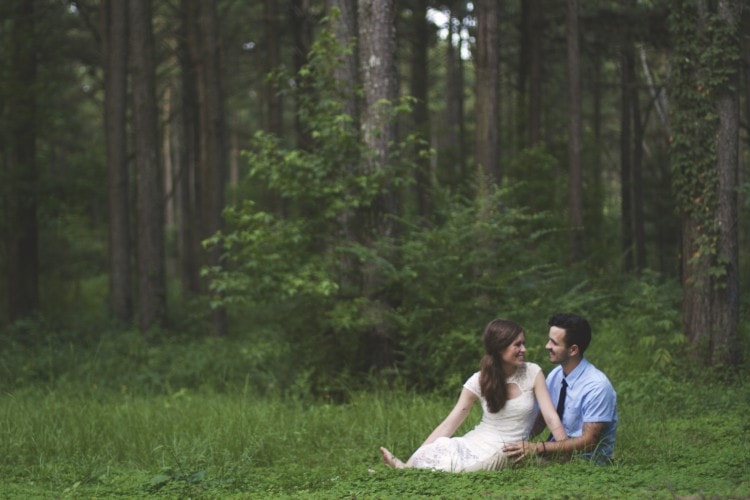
[479,319,524,413]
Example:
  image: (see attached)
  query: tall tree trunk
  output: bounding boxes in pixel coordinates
[444,6,465,189]
[620,42,634,273]
[671,0,741,366]
[410,0,431,218]
[264,0,283,138]
[182,0,229,336]
[520,0,542,146]
[474,0,500,184]
[326,0,359,121]
[621,0,646,273]
[712,0,740,366]
[6,0,39,322]
[103,0,133,325]
[263,0,285,217]
[196,0,229,336]
[631,70,647,272]
[291,0,314,150]
[528,0,542,147]
[357,0,398,368]
[358,0,398,219]
[130,0,166,332]
[590,52,604,242]
[178,0,201,295]
[566,0,584,261]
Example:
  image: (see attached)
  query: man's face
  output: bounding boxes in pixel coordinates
[545,326,571,365]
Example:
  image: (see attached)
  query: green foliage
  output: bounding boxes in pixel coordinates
[0,321,291,396]
[505,145,565,219]
[669,2,740,278]
[205,26,426,393]
[595,271,684,376]
[393,188,561,389]
[206,26,588,393]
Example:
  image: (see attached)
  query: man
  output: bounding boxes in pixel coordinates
[503,313,618,464]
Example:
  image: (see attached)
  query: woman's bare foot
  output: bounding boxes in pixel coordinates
[380,447,406,468]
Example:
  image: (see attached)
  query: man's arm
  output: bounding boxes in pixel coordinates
[502,421,607,463]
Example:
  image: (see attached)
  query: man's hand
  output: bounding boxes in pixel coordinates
[503,441,537,464]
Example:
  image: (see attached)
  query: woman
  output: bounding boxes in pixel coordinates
[380,318,566,472]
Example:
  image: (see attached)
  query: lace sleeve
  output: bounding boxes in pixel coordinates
[523,363,541,390]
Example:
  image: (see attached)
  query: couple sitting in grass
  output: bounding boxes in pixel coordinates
[380,313,618,472]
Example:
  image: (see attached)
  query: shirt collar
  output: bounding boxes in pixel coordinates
[563,357,590,387]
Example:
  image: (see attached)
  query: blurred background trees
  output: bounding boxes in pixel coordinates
[0,0,747,392]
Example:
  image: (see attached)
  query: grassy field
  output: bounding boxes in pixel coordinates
[1,367,748,499]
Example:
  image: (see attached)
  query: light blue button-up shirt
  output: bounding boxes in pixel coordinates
[547,357,618,463]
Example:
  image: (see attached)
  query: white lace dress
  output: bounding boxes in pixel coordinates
[410,362,541,472]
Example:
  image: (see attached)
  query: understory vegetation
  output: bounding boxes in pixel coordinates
[1,282,748,498]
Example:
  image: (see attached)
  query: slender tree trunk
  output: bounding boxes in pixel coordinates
[197,0,229,336]
[474,0,500,184]
[264,0,283,138]
[522,0,542,146]
[326,0,359,121]
[130,0,166,332]
[528,3,543,147]
[178,0,201,295]
[410,0,431,218]
[712,0,740,366]
[103,0,133,325]
[566,0,584,261]
[182,0,229,336]
[263,0,285,217]
[444,6,464,188]
[590,52,604,241]
[518,0,529,148]
[620,42,634,273]
[6,0,39,322]
[291,0,314,150]
[631,71,647,272]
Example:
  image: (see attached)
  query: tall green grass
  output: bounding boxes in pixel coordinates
[1,272,748,497]
[1,370,748,498]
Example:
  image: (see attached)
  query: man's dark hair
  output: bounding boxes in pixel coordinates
[548,313,592,355]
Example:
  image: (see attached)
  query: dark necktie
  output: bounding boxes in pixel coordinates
[556,378,568,420]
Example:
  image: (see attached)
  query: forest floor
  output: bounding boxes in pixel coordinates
[0,371,748,499]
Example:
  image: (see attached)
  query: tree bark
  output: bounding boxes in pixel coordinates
[443,5,466,189]
[672,0,741,366]
[197,0,229,336]
[326,0,359,121]
[6,0,40,322]
[357,0,398,368]
[130,0,167,332]
[631,67,647,272]
[264,0,283,138]
[566,0,584,261]
[520,0,542,146]
[712,0,740,366]
[103,0,133,325]
[291,0,314,150]
[358,0,398,219]
[178,0,201,296]
[620,41,634,273]
[410,0,431,218]
[474,0,500,184]
[182,0,229,336]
